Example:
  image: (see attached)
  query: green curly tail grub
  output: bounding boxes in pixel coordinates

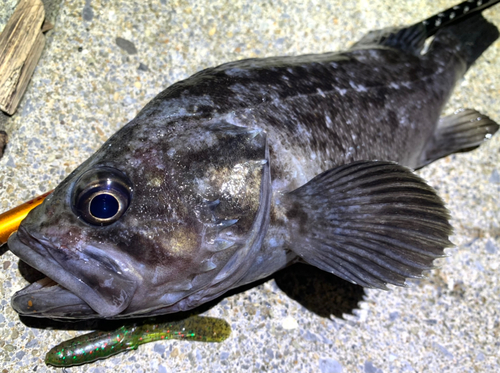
[45,316,231,367]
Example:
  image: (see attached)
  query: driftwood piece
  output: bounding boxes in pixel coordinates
[41,20,54,33]
[0,0,46,115]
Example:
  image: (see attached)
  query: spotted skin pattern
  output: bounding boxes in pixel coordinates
[7,1,500,320]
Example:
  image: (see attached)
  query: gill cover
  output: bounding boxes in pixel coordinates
[160,123,272,313]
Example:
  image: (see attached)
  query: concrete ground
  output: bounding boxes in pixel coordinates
[0,0,499,372]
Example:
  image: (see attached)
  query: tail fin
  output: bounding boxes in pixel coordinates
[434,13,499,69]
[421,0,500,37]
[352,1,499,58]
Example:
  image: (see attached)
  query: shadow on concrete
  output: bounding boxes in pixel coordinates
[273,262,365,319]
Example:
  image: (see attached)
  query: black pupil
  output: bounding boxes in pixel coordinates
[90,193,119,219]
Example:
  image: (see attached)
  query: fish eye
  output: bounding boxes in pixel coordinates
[72,166,133,226]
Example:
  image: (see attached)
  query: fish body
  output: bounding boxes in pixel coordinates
[8,1,500,319]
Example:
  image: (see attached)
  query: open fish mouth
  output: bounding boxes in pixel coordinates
[8,227,139,319]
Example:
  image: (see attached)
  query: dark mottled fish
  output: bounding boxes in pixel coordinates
[8,1,500,319]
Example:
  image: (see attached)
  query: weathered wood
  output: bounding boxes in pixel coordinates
[41,20,54,33]
[0,0,46,115]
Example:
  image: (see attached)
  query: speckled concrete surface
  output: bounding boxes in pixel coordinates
[1,0,499,372]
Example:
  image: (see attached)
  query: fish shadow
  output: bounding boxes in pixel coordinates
[17,262,365,331]
[273,262,366,319]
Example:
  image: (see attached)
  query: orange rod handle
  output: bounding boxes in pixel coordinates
[0,191,52,245]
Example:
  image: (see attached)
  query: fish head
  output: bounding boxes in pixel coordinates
[9,119,271,319]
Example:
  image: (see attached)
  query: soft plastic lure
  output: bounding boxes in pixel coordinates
[0,191,51,246]
[45,316,231,367]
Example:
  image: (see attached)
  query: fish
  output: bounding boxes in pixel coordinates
[7,0,500,319]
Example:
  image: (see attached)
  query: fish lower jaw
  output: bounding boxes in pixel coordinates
[8,231,138,319]
[11,276,97,318]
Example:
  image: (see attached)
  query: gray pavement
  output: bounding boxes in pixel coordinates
[0,1,499,372]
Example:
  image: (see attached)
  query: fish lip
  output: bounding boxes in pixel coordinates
[8,228,138,318]
[10,276,96,318]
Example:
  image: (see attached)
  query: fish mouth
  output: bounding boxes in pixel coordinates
[8,227,139,319]
[10,276,96,318]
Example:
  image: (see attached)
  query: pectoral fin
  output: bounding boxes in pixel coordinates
[282,161,452,289]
